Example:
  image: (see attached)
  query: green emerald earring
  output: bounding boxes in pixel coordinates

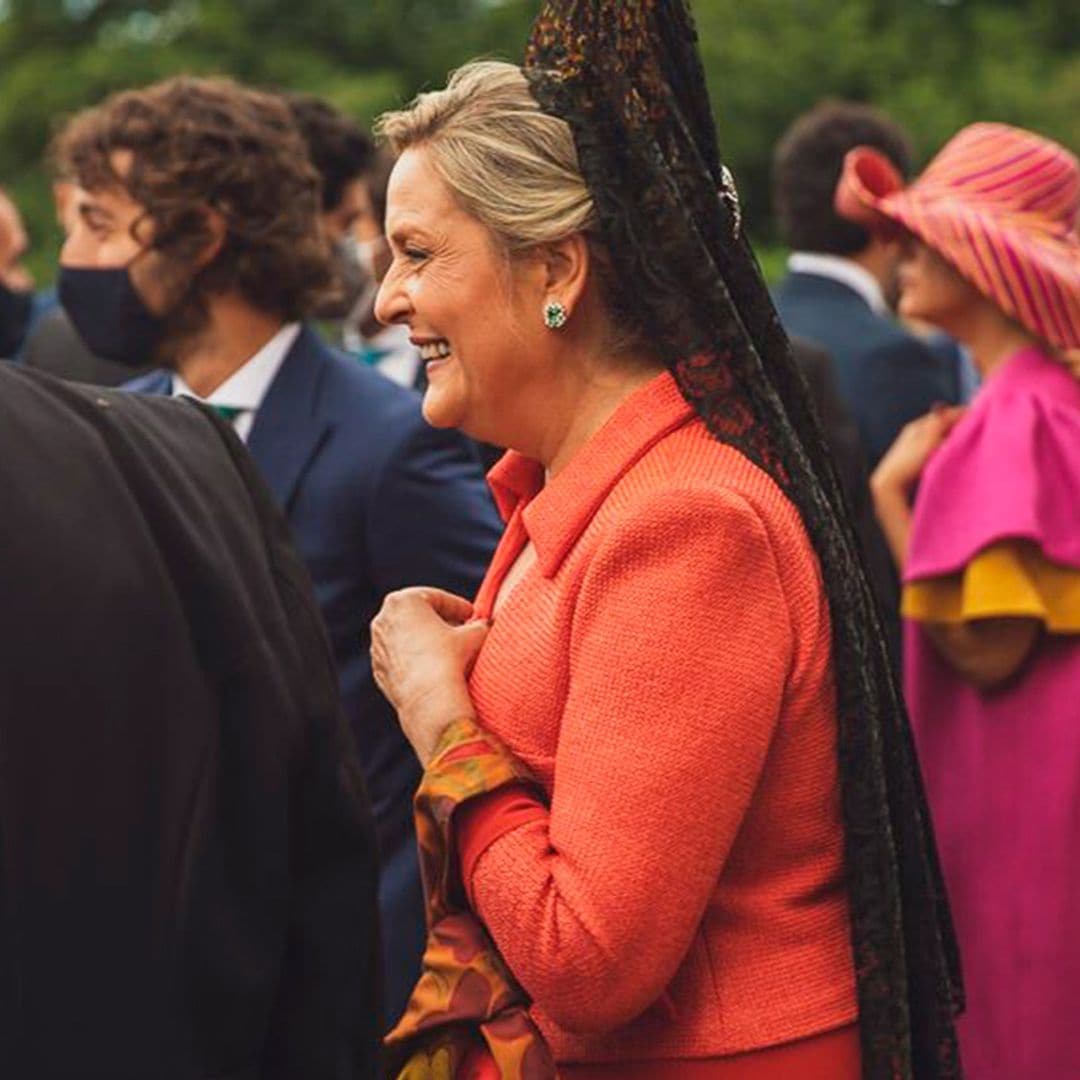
[543,300,568,330]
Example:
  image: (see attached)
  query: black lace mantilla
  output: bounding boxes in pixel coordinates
[525,3,963,1077]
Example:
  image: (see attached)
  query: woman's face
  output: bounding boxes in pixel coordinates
[897,240,983,333]
[375,147,550,444]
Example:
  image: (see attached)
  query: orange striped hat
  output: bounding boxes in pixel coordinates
[835,122,1080,349]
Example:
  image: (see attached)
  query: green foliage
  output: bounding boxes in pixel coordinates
[0,0,1076,285]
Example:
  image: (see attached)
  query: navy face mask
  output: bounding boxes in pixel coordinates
[58,264,164,368]
[0,279,33,358]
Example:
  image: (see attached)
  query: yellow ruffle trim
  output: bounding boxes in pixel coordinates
[903,540,1080,632]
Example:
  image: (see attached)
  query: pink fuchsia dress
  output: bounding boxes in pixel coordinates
[901,346,1080,1079]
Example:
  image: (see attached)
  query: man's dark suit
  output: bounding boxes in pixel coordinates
[0,365,380,1078]
[774,271,963,468]
[126,326,503,1025]
[790,336,903,669]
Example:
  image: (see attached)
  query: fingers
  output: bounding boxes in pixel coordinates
[909,406,965,439]
[940,408,966,435]
[453,619,490,673]
[418,587,475,624]
[380,586,474,625]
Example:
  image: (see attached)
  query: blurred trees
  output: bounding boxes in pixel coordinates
[696,0,1078,248]
[0,0,1075,283]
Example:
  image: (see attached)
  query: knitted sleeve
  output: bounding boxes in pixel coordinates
[464,487,795,1033]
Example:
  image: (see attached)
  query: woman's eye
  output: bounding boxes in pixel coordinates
[403,247,429,263]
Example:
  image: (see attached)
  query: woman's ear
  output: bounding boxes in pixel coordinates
[538,232,590,316]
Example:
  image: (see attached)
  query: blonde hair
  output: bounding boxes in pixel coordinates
[375,60,597,252]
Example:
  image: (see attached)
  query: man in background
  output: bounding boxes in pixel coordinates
[0,187,35,360]
[54,76,502,1024]
[771,100,968,469]
[284,91,378,248]
[340,147,424,386]
[285,93,422,388]
[284,94,504,470]
[17,180,153,383]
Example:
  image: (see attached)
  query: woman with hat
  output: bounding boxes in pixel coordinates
[840,123,1080,1077]
[369,2,962,1077]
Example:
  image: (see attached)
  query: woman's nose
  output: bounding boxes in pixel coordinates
[373,269,409,328]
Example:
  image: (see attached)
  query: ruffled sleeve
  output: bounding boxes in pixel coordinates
[903,539,1080,632]
[905,369,1080,594]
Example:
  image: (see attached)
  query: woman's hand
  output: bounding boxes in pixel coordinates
[371,587,490,766]
[873,404,967,495]
[870,405,966,569]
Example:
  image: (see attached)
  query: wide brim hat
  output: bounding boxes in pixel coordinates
[835,122,1080,350]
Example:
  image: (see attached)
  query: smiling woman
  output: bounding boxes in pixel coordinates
[368,4,962,1078]
[374,62,657,462]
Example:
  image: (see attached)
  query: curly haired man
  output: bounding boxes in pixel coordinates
[53,76,503,1028]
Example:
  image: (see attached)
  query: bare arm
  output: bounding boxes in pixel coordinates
[869,472,912,568]
[923,617,1041,691]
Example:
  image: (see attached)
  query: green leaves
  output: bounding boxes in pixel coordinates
[0,0,1075,287]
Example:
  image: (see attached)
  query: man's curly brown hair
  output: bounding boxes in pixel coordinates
[53,76,333,321]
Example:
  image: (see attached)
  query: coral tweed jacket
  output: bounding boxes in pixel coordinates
[458,371,857,1067]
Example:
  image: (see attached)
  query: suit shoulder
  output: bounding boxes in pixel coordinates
[864,318,935,358]
[856,323,949,387]
[775,275,882,339]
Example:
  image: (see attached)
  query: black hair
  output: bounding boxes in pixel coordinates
[772,100,913,254]
[282,92,376,213]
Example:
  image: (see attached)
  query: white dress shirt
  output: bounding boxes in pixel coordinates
[172,322,301,442]
[788,252,888,316]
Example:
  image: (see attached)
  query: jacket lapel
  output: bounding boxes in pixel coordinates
[245,325,333,513]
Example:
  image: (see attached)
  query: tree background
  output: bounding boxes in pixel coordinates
[1,0,1076,284]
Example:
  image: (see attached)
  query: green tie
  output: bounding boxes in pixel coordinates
[210,404,245,423]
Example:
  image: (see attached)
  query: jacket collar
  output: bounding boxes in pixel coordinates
[172,323,300,413]
[487,370,694,577]
[244,323,334,512]
[787,252,888,315]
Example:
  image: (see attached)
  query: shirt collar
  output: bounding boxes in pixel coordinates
[172,322,301,409]
[487,370,695,577]
[788,252,888,315]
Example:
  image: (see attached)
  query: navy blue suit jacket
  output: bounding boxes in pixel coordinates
[773,271,963,468]
[126,325,503,1025]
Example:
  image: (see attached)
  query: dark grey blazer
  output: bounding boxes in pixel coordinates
[790,336,902,670]
[774,271,963,468]
[0,365,380,1078]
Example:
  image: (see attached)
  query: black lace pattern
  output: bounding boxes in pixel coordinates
[526,3,963,1077]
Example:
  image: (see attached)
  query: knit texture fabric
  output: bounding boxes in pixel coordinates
[462,372,856,1065]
